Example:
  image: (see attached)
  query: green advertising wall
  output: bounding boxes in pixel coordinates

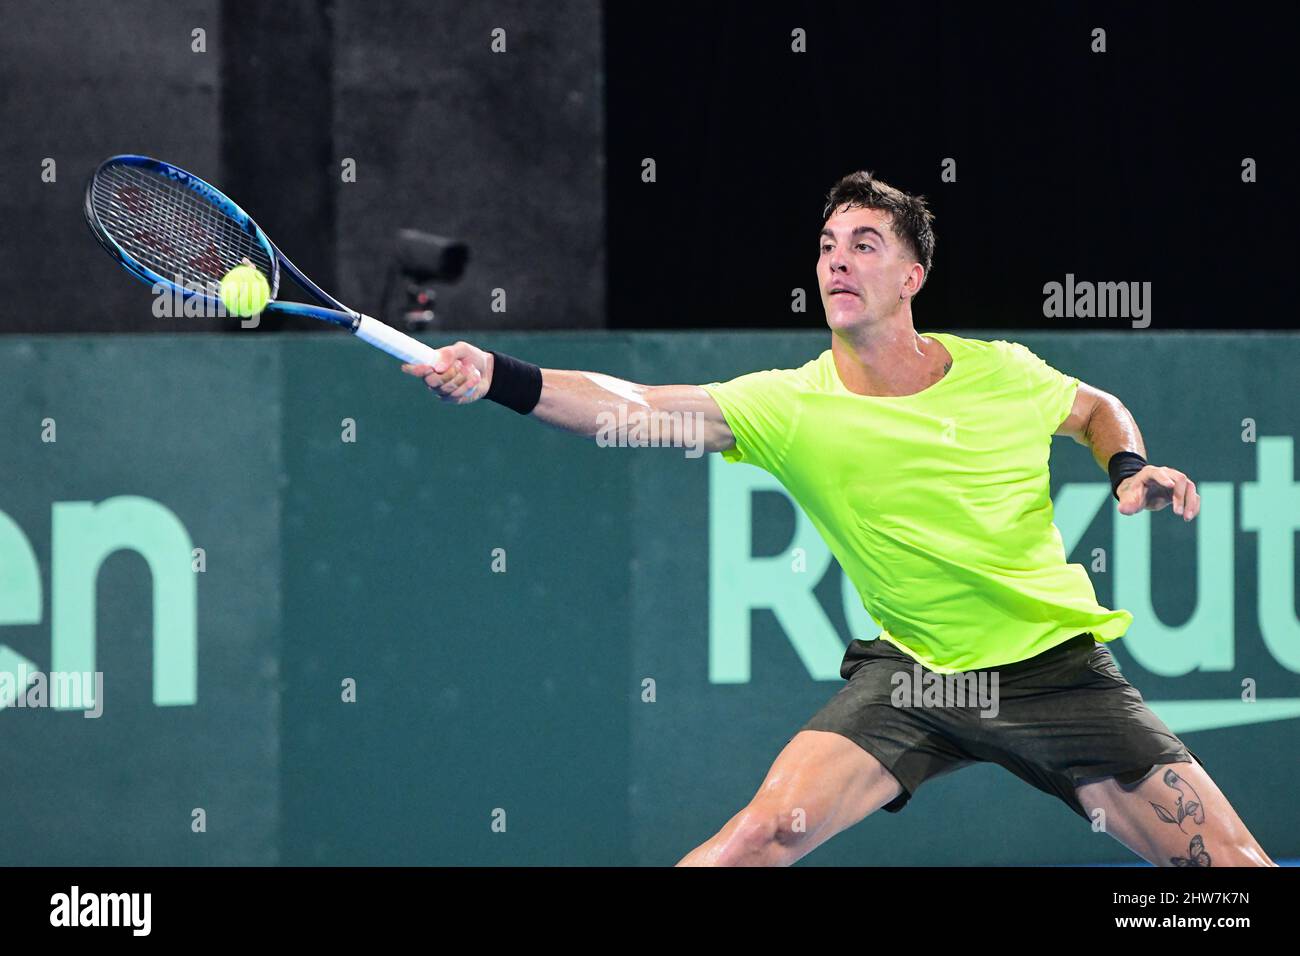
[1,331,1296,865]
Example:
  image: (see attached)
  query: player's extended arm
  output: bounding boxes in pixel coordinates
[400,340,736,455]
[1054,381,1199,520]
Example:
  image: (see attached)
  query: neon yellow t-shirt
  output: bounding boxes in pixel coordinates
[702,331,1132,673]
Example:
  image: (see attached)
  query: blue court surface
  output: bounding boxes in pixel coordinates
[1065,859,1300,867]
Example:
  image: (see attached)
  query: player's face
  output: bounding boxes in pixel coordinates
[817,204,912,331]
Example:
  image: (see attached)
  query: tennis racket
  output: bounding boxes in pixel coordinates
[84,154,443,366]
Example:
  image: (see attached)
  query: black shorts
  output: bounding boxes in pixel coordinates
[799,632,1202,820]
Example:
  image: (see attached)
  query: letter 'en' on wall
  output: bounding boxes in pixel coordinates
[50,497,198,707]
[0,512,43,702]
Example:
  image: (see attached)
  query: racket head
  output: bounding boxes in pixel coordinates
[84,154,280,315]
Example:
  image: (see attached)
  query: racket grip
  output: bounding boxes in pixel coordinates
[353,314,443,366]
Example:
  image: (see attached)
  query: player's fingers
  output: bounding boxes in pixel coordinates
[1128,467,1172,512]
[1172,474,1190,517]
[402,363,434,378]
[445,340,476,362]
[1118,478,1146,515]
[450,364,483,403]
[423,358,464,388]
[423,373,449,395]
[1184,481,1200,521]
[446,364,475,400]
[433,361,470,399]
[433,341,476,375]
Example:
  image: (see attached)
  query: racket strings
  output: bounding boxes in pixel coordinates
[91,164,273,293]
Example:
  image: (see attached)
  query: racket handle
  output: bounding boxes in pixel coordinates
[353,314,443,366]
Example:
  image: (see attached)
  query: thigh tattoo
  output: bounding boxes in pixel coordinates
[1144,768,1212,866]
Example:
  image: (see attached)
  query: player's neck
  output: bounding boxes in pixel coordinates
[830,318,950,397]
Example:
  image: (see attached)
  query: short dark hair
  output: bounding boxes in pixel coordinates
[821,171,936,291]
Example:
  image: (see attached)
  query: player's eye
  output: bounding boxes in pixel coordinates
[820,244,833,253]
[857,243,873,252]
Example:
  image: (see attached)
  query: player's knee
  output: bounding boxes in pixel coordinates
[727,802,810,862]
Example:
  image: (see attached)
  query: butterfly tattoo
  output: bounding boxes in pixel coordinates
[1171,834,1212,867]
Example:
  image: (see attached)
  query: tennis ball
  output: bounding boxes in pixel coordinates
[219,264,270,317]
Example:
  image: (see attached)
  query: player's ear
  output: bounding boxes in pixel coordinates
[905,262,924,298]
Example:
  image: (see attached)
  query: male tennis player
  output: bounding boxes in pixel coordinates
[401,171,1274,867]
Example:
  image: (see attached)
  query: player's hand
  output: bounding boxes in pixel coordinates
[401,341,493,405]
[1116,465,1199,521]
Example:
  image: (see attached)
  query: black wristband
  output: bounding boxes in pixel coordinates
[1108,451,1148,500]
[485,350,543,415]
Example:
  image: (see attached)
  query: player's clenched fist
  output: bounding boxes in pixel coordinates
[401,341,493,405]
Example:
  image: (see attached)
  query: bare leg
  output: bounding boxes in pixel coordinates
[1076,761,1275,866]
[676,730,903,867]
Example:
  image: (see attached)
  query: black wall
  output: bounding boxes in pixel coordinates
[0,0,605,334]
[604,1,1298,331]
[0,0,222,334]
[2,1,1295,336]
